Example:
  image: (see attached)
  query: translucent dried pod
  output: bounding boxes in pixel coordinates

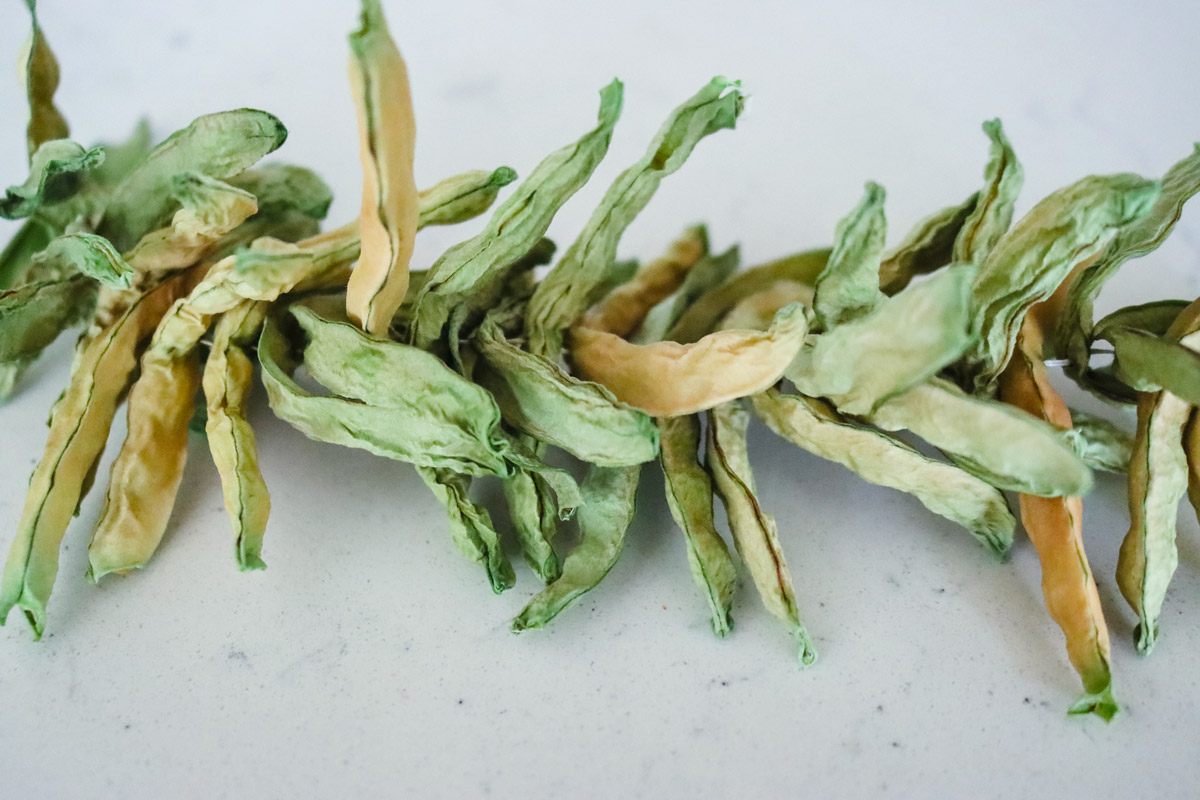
[666,249,831,345]
[951,119,1023,266]
[416,167,517,229]
[1106,326,1200,405]
[0,275,97,390]
[632,243,739,344]
[870,379,1093,498]
[29,232,137,289]
[878,118,1020,294]
[577,225,708,338]
[473,311,658,467]
[418,467,514,594]
[501,469,561,585]
[792,264,977,416]
[878,196,976,295]
[716,280,812,330]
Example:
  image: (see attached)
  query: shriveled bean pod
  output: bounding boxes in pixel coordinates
[707,400,816,665]
[122,173,259,274]
[951,119,1023,266]
[577,225,708,338]
[410,81,624,349]
[965,173,1159,392]
[1058,145,1200,372]
[572,303,809,417]
[998,312,1116,720]
[875,118,1019,293]
[418,468,514,594]
[97,109,288,251]
[1116,301,1200,653]
[569,225,810,416]
[659,415,737,636]
[0,275,97,395]
[87,347,203,580]
[0,266,202,637]
[633,246,737,344]
[752,389,1014,556]
[1,140,103,220]
[416,167,517,229]
[473,312,658,467]
[513,465,642,630]
[501,469,561,584]
[202,301,271,571]
[812,182,886,328]
[870,380,1093,498]
[344,0,419,335]
[20,0,68,159]
[527,77,744,358]
[667,249,831,344]
[878,196,975,294]
[792,264,977,416]
[1065,411,1134,474]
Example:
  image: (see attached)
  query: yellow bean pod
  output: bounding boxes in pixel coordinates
[998,313,1116,720]
[569,234,810,417]
[577,225,708,337]
[86,347,203,579]
[19,2,69,159]
[202,301,272,571]
[0,267,202,637]
[123,174,259,274]
[343,0,419,334]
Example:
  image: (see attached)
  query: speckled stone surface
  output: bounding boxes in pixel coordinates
[2,2,1200,797]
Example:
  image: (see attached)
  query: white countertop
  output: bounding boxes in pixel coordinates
[2,1,1200,797]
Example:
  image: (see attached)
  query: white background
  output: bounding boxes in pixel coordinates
[2,1,1200,797]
